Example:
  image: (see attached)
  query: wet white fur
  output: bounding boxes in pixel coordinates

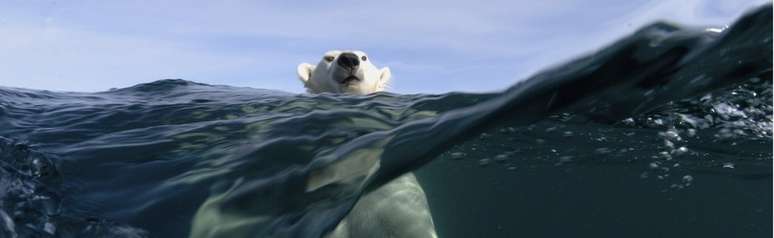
[298,50,437,238]
[297,50,391,94]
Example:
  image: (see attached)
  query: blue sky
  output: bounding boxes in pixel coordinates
[0,0,768,94]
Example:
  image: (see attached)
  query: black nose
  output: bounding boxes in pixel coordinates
[336,53,360,70]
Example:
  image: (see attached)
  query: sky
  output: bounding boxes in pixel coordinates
[0,0,769,94]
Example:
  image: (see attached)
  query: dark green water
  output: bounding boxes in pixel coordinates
[0,5,771,238]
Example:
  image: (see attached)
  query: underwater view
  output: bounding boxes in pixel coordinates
[0,4,772,238]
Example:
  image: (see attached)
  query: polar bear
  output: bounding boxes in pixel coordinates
[297,50,438,238]
[297,50,391,94]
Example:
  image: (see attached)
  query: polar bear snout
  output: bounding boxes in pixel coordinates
[336,75,361,84]
[336,52,360,70]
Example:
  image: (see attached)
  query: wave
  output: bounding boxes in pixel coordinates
[0,4,770,238]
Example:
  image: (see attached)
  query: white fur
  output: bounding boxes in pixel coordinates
[298,50,437,238]
[325,174,437,238]
[297,50,391,94]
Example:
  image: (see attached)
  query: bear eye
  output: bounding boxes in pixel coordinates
[361,56,367,61]
[324,55,335,62]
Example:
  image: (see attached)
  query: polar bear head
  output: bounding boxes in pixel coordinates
[297,50,391,95]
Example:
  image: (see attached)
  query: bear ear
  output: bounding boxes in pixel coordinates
[297,63,315,83]
[377,67,392,90]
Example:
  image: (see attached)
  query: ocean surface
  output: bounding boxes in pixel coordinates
[0,5,771,238]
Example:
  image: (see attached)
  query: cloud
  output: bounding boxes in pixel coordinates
[0,0,768,93]
[0,22,270,92]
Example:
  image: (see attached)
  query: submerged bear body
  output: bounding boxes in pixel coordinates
[297,50,438,238]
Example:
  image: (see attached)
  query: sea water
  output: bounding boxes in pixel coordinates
[0,5,771,238]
